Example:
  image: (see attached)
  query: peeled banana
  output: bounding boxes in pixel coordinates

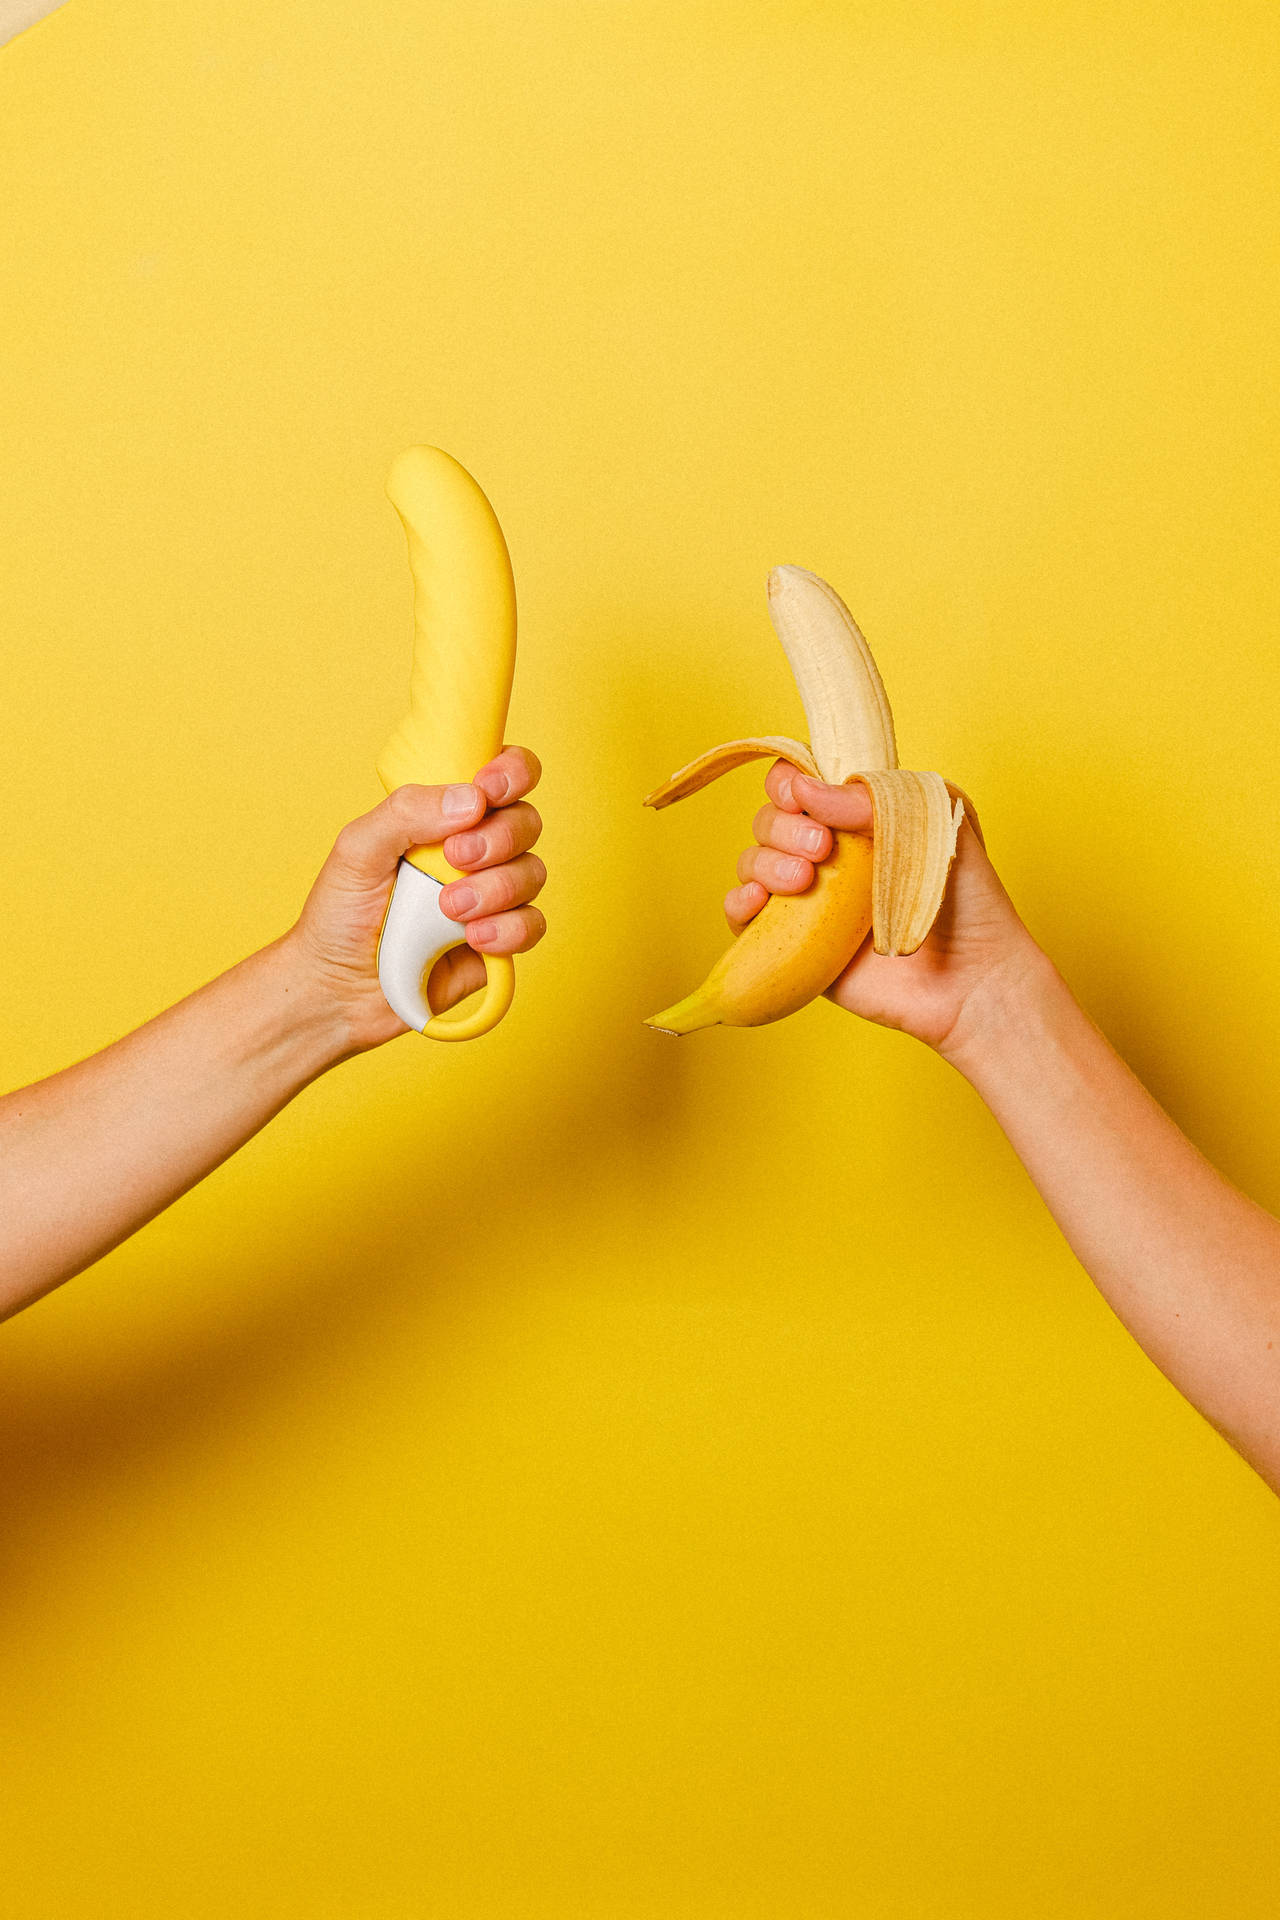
[645,567,963,1035]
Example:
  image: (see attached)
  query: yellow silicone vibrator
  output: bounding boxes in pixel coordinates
[376,446,518,1041]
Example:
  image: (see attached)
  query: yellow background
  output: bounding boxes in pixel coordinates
[3,2,1280,1913]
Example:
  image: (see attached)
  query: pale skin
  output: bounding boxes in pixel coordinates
[8,738,1280,1498]
[730,761,1280,1493]
[0,746,546,1323]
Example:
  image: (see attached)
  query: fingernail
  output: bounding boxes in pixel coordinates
[468,919,498,946]
[443,783,477,818]
[797,822,826,854]
[486,771,512,802]
[444,885,478,917]
[449,832,484,865]
[776,773,795,805]
[783,856,808,886]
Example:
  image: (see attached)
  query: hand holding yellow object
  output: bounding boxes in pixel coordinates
[644,567,961,1034]
[375,447,523,1040]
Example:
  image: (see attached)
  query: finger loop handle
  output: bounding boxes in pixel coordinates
[423,950,515,1042]
[376,859,514,1041]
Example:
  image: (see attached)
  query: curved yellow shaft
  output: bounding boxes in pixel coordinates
[377,446,517,882]
[377,447,517,1041]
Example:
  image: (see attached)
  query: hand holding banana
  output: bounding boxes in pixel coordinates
[645,568,963,1035]
[726,759,1037,1057]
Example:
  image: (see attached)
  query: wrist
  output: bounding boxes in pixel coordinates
[934,938,1067,1083]
[256,932,357,1077]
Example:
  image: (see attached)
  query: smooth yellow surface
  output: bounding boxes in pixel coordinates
[377,445,517,1038]
[377,445,516,874]
[649,830,875,1032]
[2,2,1280,1914]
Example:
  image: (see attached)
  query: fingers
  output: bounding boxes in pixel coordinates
[726,766,982,949]
[440,750,547,956]
[440,851,547,926]
[752,801,831,863]
[328,743,543,886]
[428,797,548,1006]
[762,759,874,833]
[763,759,808,812]
[474,744,542,807]
[789,770,874,832]
[463,903,547,955]
[720,770,838,928]
[443,800,542,872]
[331,781,487,878]
[424,928,540,1008]
[441,748,547,960]
[426,944,486,1015]
[428,853,548,1013]
[723,766,866,926]
[770,759,977,845]
[735,843,816,895]
[724,878,768,935]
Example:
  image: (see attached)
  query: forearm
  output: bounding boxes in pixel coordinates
[0,935,347,1318]
[945,953,1280,1487]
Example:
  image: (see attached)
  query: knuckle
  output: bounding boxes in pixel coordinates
[487,819,517,862]
[498,801,531,841]
[492,864,522,909]
[387,783,424,822]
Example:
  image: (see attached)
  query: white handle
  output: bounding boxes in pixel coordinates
[376,860,465,1033]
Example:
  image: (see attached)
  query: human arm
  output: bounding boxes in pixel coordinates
[0,747,546,1321]
[731,762,1280,1490]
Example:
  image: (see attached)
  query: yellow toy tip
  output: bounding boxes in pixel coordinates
[644,991,721,1036]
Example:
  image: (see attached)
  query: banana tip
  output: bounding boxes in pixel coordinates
[644,994,721,1037]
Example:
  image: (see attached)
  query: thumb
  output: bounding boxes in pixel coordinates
[790,772,875,833]
[330,783,486,882]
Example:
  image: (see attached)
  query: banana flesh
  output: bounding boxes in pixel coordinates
[766,566,897,781]
[645,567,962,1035]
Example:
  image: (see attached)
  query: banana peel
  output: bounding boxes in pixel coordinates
[645,566,963,1034]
